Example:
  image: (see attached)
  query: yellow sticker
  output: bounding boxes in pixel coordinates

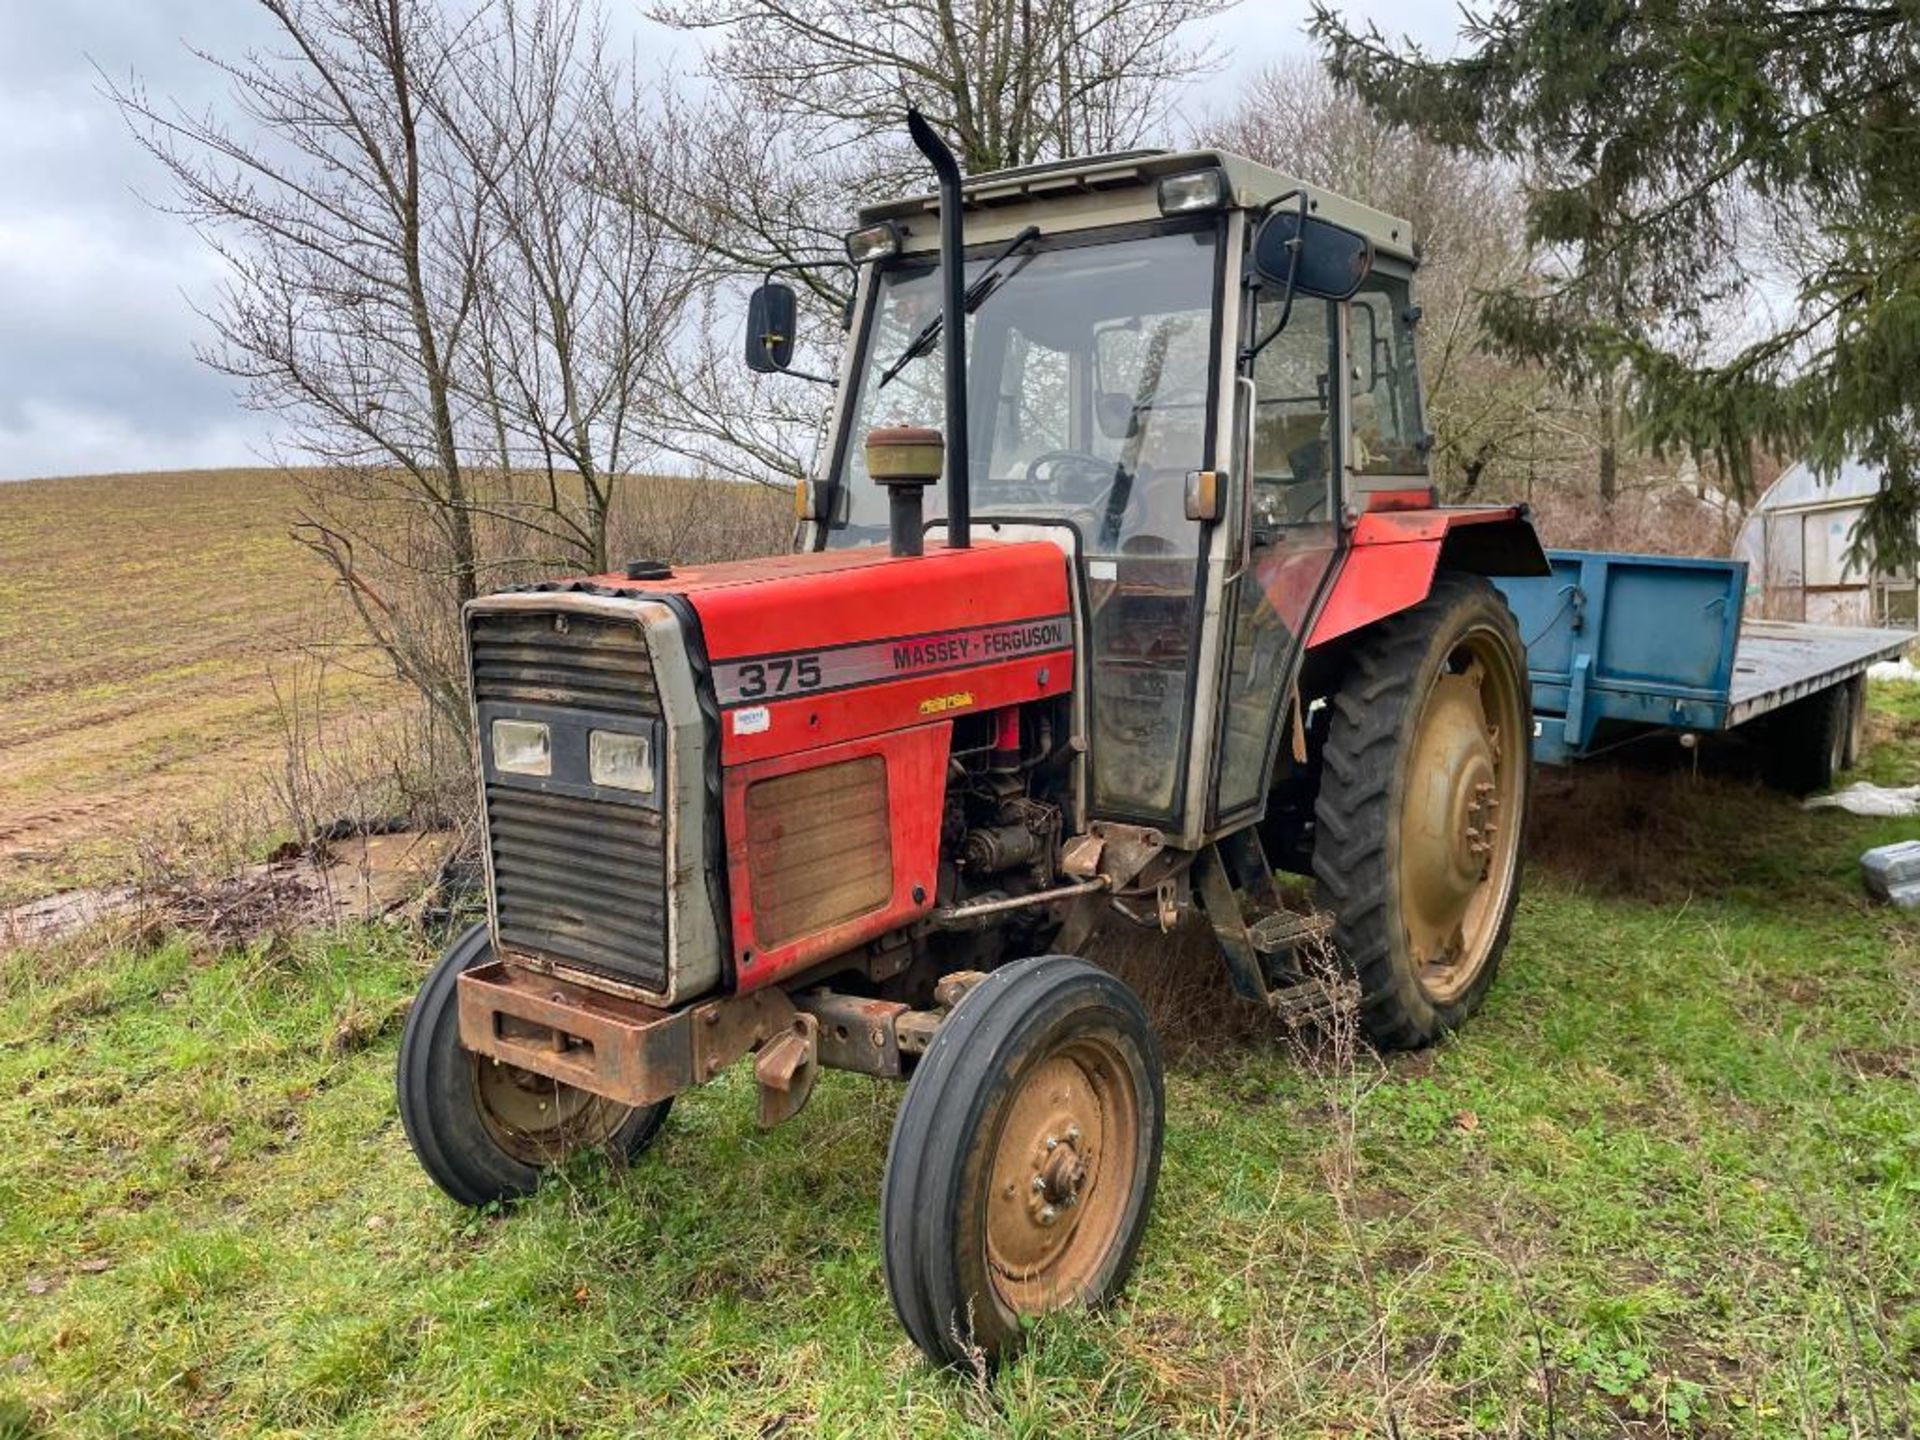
[917,690,975,716]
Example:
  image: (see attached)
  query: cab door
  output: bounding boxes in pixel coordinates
[1209,290,1345,825]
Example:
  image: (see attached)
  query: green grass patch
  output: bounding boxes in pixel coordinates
[2,688,1918,1435]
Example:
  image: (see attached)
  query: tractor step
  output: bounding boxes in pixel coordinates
[1248,910,1334,957]
[1264,975,1356,1027]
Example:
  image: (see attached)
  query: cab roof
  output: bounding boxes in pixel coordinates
[858,147,1418,264]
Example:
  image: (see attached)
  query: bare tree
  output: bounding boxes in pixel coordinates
[630,0,1232,485]
[442,1,696,572]
[108,0,696,731]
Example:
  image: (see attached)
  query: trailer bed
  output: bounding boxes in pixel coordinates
[1493,549,1913,767]
[1729,620,1911,726]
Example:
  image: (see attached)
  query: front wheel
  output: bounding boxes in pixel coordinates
[1313,572,1531,1049]
[396,923,670,1206]
[881,955,1164,1369]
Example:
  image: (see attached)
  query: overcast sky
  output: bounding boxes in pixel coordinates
[0,0,1457,482]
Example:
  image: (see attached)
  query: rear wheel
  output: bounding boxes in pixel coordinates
[1762,684,1850,794]
[397,923,670,1206]
[1313,572,1531,1049]
[881,955,1164,1369]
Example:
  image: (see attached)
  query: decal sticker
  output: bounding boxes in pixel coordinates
[711,614,1071,707]
[1087,559,1118,581]
[917,690,975,716]
[733,705,771,735]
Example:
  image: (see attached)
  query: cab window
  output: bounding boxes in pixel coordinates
[1249,297,1339,528]
[1348,272,1425,475]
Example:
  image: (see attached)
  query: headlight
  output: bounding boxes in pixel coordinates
[590,730,653,794]
[491,718,551,777]
[1157,169,1227,215]
[845,220,903,263]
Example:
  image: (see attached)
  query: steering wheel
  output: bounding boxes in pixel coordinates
[1024,449,1125,506]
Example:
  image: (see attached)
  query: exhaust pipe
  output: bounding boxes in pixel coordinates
[905,109,970,550]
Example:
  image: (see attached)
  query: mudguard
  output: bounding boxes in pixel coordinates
[1307,507,1548,648]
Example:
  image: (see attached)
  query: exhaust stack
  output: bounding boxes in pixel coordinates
[905,109,970,550]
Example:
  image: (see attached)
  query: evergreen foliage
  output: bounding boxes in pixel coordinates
[1311,1,1920,563]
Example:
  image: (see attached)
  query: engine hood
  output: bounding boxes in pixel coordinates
[584,539,1076,763]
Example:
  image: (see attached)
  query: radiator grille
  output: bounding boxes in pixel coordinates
[745,756,893,948]
[471,610,669,990]
[470,611,660,716]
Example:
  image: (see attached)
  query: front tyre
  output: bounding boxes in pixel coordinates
[881,956,1164,1370]
[396,923,670,1206]
[1313,572,1531,1049]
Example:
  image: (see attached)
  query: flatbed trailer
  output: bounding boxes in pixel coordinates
[1494,549,1913,788]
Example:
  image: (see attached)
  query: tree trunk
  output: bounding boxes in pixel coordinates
[1597,365,1618,510]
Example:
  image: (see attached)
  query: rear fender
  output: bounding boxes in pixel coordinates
[1307,510,1547,649]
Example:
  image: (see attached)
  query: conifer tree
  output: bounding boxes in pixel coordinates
[1311,1,1920,562]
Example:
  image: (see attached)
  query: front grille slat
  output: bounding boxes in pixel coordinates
[471,609,670,991]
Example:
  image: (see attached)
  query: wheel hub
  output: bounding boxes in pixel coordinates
[471,1054,627,1165]
[984,1043,1137,1312]
[1397,638,1525,1003]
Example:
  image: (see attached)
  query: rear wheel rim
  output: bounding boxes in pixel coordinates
[470,1055,631,1166]
[983,1034,1139,1316]
[1397,625,1526,1005]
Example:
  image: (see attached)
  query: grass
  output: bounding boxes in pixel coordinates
[2,691,1917,1437]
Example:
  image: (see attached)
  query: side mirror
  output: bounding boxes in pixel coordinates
[1251,209,1373,302]
[745,282,798,373]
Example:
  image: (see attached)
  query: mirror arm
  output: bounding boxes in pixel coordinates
[753,257,855,383]
[1240,190,1309,367]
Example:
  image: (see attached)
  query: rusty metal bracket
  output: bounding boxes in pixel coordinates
[1089,821,1166,889]
[795,990,909,1077]
[754,1012,819,1127]
[456,960,796,1108]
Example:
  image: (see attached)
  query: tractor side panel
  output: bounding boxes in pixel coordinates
[723,724,950,993]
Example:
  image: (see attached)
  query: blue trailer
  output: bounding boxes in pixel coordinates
[1493,549,1914,791]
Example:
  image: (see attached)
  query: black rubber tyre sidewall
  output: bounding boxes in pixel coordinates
[1312,572,1531,1050]
[396,923,670,1206]
[881,955,1165,1370]
[1762,684,1848,794]
[1842,673,1869,772]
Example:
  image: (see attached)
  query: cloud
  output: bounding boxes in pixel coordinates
[0,0,1462,483]
[0,1,284,481]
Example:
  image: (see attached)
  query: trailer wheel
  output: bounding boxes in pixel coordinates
[881,955,1164,1370]
[1313,572,1530,1049]
[1762,684,1851,794]
[1842,673,1869,772]
[397,923,670,1206]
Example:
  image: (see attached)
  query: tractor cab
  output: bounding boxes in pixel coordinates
[754,146,1488,848]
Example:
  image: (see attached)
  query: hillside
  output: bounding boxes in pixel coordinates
[0,469,396,902]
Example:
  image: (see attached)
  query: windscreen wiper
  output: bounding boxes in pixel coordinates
[876,225,1041,391]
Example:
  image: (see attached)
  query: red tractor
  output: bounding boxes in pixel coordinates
[397,112,1545,1368]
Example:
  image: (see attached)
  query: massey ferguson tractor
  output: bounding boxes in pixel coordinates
[396,112,1546,1369]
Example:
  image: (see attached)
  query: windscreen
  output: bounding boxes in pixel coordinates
[825,223,1221,822]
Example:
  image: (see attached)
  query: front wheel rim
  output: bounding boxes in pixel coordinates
[983,1034,1139,1316]
[1397,626,1526,1005]
[470,1054,631,1166]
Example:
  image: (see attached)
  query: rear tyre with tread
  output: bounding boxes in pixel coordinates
[1313,572,1531,1050]
[1762,684,1850,794]
[881,955,1164,1370]
[397,923,670,1206]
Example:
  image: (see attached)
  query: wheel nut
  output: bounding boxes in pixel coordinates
[1039,1205,1058,1226]
[1031,1175,1046,1192]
